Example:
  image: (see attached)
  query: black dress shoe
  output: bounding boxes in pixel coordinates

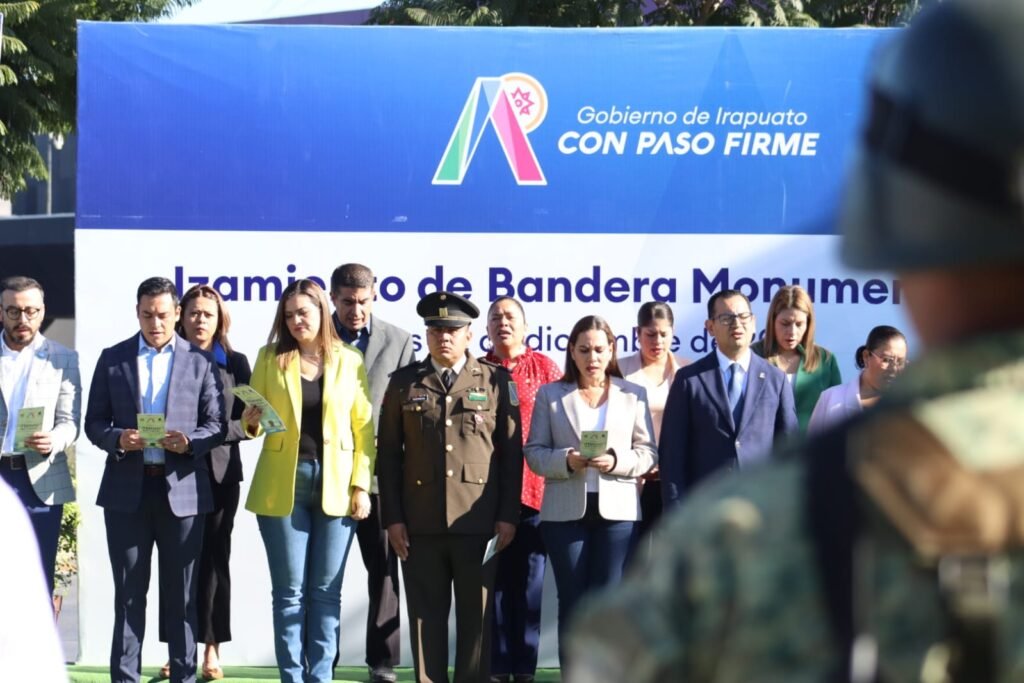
[489,676,511,683]
[512,676,536,683]
[370,668,398,683]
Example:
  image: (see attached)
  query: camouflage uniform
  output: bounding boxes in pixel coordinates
[568,331,1024,682]
[570,2,1024,680]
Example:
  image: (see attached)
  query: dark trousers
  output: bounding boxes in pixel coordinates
[105,475,205,683]
[354,492,401,670]
[404,533,496,683]
[491,505,545,677]
[628,480,664,564]
[0,459,62,597]
[159,480,239,645]
[541,494,636,667]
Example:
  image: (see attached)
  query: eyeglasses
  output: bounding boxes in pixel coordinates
[713,312,753,327]
[4,306,42,321]
[870,351,908,369]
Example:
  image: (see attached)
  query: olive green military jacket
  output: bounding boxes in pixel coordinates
[568,331,1024,683]
[378,353,523,536]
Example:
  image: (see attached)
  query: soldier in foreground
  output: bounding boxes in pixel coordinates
[568,2,1024,681]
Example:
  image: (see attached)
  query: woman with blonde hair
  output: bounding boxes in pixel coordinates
[242,279,375,683]
[753,285,841,431]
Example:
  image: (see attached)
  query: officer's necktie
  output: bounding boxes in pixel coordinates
[442,369,454,392]
[727,362,743,426]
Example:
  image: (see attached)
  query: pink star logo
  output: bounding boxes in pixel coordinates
[510,87,535,117]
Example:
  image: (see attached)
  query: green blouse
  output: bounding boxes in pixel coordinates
[752,340,842,432]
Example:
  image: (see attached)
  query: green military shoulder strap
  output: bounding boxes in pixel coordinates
[806,411,1007,683]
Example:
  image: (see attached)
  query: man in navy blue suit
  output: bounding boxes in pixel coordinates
[660,289,797,508]
[85,277,226,683]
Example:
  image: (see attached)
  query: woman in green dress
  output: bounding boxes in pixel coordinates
[753,285,841,432]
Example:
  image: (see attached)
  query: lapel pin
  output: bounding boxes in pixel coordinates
[759,372,766,379]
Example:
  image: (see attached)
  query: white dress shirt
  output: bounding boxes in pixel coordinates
[1,332,45,454]
[574,393,608,493]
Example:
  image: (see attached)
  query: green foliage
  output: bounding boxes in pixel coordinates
[0,0,196,199]
[54,500,78,596]
[369,0,647,27]
[803,0,923,26]
[369,0,923,28]
[52,444,78,597]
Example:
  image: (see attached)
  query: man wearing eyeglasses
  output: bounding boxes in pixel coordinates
[659,288,797,509]
[0,275,81,598]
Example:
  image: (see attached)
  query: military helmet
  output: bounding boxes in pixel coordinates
[840,0,1024,271]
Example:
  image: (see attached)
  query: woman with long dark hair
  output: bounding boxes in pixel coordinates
[617,301,688,544]
[524,315,656,666]
[159,285,250,681]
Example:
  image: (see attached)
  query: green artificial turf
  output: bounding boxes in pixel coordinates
[66,665,563,682]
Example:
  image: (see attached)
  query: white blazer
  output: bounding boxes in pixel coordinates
[525,376,657,522]
[807,374,863,435]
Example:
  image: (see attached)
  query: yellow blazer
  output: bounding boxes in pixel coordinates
[244,342,375,517]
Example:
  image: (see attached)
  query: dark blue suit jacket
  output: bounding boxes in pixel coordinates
[85,333,226,517]
[660,351,797,507]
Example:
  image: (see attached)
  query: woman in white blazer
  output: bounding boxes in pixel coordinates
[808,325,908,434]
[524,315,657,666]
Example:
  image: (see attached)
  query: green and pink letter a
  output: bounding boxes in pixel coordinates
[433,77,546,186]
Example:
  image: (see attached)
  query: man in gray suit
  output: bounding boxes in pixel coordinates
[0,275,81,597]
[330,263,415,683]
[85,277,226,683]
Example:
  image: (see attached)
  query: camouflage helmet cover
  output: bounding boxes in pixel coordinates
[840,0,1024,271]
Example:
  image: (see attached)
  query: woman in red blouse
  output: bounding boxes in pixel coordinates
[483,296,562,683]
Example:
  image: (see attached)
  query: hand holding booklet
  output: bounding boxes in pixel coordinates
[231,385,286,434]
[136,413,166,448]
[580,430,609,459]
[14,406,45,452]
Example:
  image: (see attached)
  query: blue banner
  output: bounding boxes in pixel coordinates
[77,23,889,234]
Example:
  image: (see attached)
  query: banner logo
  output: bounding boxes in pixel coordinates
[434,72,547,186]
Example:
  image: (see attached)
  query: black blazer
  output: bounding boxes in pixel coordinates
[659,351,798,507]
[86,333,226,516]
[209,350,252,485]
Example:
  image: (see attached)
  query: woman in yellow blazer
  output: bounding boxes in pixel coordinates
[241,278,375,683]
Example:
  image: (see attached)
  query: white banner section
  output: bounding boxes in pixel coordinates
[75,230,910,666]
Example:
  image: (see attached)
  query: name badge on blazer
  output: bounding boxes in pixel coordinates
[403,391,429,413]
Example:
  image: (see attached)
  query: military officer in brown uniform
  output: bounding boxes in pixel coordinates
[378,291,523,683]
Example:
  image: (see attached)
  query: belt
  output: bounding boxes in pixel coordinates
[0,454,27,470]
[143,464,166,477]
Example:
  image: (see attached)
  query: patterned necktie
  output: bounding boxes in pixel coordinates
[728,362,743,426]
[442,368,454,392]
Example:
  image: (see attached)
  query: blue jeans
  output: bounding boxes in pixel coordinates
[541,494,636,667]
[257,460,356,683]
